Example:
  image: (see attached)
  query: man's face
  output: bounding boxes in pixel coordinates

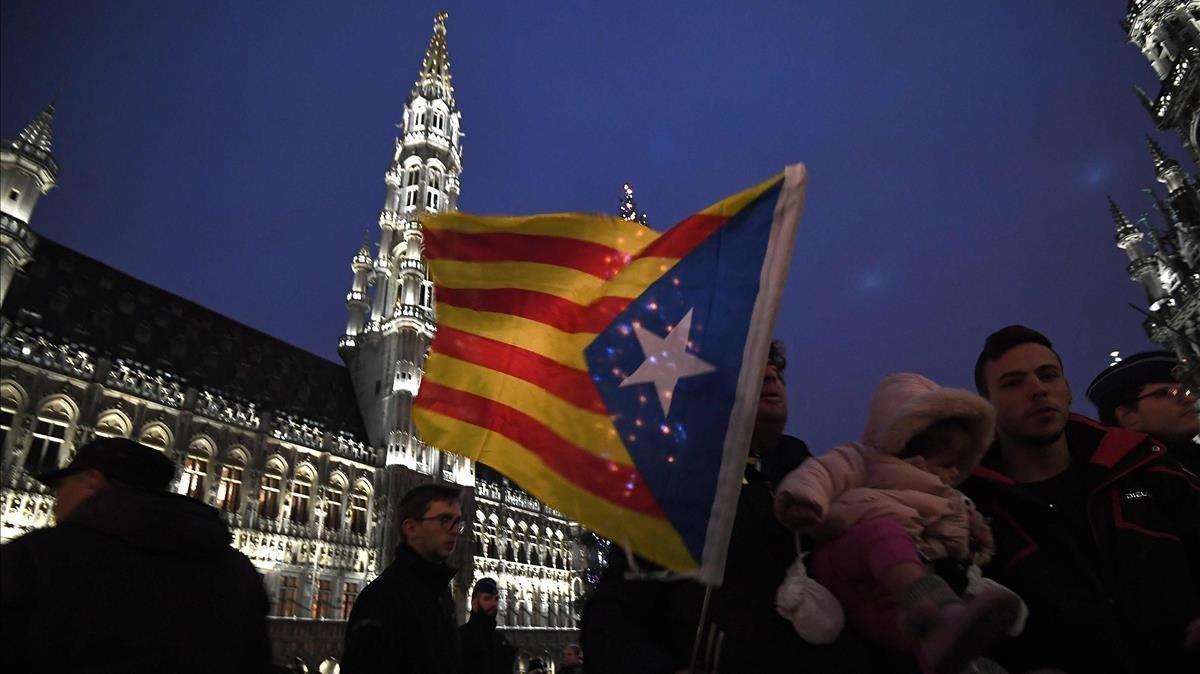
[52,470,106,522]
[983,343,1071,447]
[403,499,463,563]
[1118,382,1199,444]
[752,363,788,448]
[472,591,499,617]
[562,647,581,666]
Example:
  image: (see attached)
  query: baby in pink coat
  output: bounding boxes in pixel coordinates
[775,373,1023,674]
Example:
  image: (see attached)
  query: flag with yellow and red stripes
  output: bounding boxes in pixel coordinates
[415,165,807,583]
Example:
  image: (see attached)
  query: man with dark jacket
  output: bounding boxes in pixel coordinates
[0,437,271,673]
[342,483,464,674]
[1086,350,1199,475]
[963,325,1200,672]
[581,342,894,673]
[458,576,516,674]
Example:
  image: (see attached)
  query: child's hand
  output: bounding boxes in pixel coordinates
[775,492,824,532]
[967,508,995,564]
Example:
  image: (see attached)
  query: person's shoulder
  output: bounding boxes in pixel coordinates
[763,434,813,482]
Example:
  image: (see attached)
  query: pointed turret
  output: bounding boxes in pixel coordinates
[1111,196,1164,301]
[1111,196,1142,247]
[17,101,56,156]
[1,98,63,306]
[1148,135,1181,177]
[2,99,59,200]
[413,11,454,106]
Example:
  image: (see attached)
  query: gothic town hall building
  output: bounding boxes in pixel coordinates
[0,14,583,672]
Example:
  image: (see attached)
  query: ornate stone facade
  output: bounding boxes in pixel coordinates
[1111,2,1200,409]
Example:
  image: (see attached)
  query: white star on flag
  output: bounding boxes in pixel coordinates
[620,308,716,417]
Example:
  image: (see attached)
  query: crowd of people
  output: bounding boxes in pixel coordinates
[1,323,1197,673]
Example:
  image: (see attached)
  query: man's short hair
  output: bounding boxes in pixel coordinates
[563,643,582,657]
[396,483,462,540]
[973,325,1062,396]
[472,577,499,597]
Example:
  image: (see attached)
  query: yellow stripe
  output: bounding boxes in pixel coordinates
[698,173,782,217]
[602,256,680,300]
[423,354,635,465]
[436,305,595,368]
[430,257,679,306]
[414,406,698,572]
[423,212,659,256]
[429,260,613,302]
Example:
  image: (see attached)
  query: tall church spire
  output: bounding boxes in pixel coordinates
[340,11,466,482]
[17,100,56,156]
[413,11,454,106]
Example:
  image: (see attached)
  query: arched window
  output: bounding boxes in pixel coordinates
[0,381,27,452]
[258,459,286,519]
[138,422,172,451]
[215,450,247,513]
[93,409,132,439]
[349,482,370,534]
[405,165,421,186]
[25,397,75,475]
[290,466,316,524]
[324,474,346,531]
[179,438,213,500]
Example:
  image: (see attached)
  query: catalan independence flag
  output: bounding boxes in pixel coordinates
[414,165,807,584]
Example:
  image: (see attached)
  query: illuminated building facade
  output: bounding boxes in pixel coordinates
[1109,1,1200,412]
[1,13,581,672]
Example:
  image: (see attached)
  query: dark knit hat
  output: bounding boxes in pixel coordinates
[472,577,499,596]
[35,437,176,491]
[1086,351,1180,423]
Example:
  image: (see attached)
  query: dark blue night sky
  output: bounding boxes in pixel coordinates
[0,1,1180,453]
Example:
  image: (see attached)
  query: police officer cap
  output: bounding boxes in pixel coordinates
[1086,350,1179,412]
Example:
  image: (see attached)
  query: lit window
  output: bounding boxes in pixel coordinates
[259,464,283,519]
[0,404,16,451]
[350,488,369,534]
[277,575,299,617]
[215,462,244,512]
[26,415,69,475]
[290,471,313,524]
[311,579,333,619]
[341,582,359,619]
[180,455,208,500]
[324,483,344,531]
[406,166,420,186]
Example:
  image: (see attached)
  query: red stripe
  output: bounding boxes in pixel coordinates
[416,381,664,517]
[430,325,607,414]
[424,229,630,280]
[435,287,631,334]
[636,213,727,260]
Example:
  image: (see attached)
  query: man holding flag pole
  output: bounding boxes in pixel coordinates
[414,165,888,670]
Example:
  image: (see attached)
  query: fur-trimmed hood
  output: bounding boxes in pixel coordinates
[861,373,995,484]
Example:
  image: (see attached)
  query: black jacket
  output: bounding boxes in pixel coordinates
[962,415,1200,673]
[580,435,899,673]
[342,543,461,674]
[458,611,516,674]
[0,486,271,673]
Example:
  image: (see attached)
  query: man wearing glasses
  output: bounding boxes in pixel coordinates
[1087,350,1199,475]
[342,483,465,674]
